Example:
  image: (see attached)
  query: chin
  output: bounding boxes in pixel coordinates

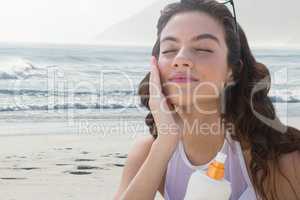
[167,91,221,110]
[166,94,194,107]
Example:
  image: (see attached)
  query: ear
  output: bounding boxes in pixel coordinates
[226,59,243,84]
[226,68,233,84]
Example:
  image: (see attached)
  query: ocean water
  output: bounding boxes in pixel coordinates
[0,43,299,135]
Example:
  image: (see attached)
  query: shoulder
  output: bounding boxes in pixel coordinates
[270,150,300,199]
[277,150,300,184]
[127,135,156,163]
[122,135,156,178]
[278,150,300,170]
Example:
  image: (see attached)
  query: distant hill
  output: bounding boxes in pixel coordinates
[95,0,300,48]
[94,0,176,46]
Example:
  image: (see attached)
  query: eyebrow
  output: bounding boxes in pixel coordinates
[160,33,220,46]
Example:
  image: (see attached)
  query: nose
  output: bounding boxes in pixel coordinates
[172,49,194,68]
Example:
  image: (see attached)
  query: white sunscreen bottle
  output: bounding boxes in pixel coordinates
[184,152,231,200]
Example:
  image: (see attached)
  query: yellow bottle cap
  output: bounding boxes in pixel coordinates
[206,152,227,180]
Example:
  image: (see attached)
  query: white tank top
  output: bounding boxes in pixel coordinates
[163,132,260,200]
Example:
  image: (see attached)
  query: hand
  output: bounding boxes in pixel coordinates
[148,56,181,143]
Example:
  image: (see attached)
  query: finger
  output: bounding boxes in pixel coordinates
[149,56,162,96]
[166,98,175,111]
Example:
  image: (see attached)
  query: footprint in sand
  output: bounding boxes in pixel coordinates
[115,155,127,159]
[56,164,72,166]
[0,177,27,180]
[114,164,125,167]
[105,163,125,168]
[64,165,108,174]
[65,171,92,175]
[101,153,127,158]
[77,165,102,170]
[13,167,41,170]
[101,153,113,157]
[74,158,96,162]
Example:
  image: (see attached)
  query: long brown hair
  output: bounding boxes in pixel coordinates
[138,0,300,199]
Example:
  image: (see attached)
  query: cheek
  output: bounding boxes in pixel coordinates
[197,64,228,89]
[158,58,172,82]
[200,67,225,80]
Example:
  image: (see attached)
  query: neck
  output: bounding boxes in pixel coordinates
[176,99,224,136]
[174,99,226,164]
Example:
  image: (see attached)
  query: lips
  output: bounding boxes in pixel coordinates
[168,73,198,83]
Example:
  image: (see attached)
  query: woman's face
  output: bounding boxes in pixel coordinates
[158,11,231,109]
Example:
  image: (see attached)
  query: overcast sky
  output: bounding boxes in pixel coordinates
[0,0,157,44]
[1,0,299,47]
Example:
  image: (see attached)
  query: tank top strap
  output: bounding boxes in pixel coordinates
[234,140,256,192]
[225,132,259,199]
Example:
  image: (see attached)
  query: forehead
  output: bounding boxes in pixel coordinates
[160,11,226,44]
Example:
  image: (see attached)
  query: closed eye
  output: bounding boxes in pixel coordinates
[195,49,213,53]
[162,49,213,54]
[162,49,177,54]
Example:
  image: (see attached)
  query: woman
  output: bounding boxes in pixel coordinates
[114,0,300,199]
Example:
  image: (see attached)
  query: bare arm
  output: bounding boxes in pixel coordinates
[269,150,300,200]
[113,135,154,199]
[257,150,300,200]
[114,56,181,199]
[114,136,176,200]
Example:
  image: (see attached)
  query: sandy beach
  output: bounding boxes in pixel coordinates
[0,115,299,199]
[0,134,164,200]
[0,109,165,200]
[0,134,122,199]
